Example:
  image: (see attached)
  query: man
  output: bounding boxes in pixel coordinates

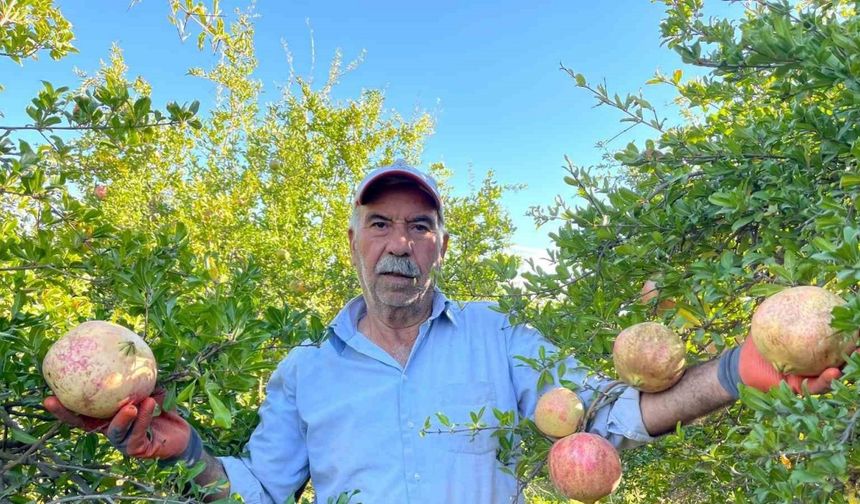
[45,161,843,503]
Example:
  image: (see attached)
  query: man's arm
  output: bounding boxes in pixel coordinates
[639,359,732,436]
[640,338,845,436]
[196,451,230,501]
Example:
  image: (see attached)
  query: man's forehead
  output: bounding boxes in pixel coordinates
[360,206,439,223]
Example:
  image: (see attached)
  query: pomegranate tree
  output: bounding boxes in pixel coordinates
[548,432,622,503]
[613,322,686,392]
[42,321,157,418]
[750,286,858,375]
[534,387,584,438]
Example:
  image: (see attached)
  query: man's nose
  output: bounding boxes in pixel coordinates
[386,223,413,255]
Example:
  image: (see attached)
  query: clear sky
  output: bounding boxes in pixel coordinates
[1,1,742,260]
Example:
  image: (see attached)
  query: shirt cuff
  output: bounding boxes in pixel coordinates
[595,386,656,450]
[218,456,272,504]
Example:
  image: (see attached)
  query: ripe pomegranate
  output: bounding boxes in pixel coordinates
[94,185,108,200]
[548,432,622,504]
[42,321,157,418]
[534,387,584,438]
[613,322,686,392]
[750,286,858,375]
[639,279,676,312]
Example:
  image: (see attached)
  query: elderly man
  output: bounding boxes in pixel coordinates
[45,161,843,503]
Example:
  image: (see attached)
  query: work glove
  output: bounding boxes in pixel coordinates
[718,338,843,398]
[44,390,203,466]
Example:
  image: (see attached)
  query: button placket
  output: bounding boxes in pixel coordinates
[400,371,420,498]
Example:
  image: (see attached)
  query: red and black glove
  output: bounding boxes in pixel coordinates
[718,338,843,398]
[44,391,203,466]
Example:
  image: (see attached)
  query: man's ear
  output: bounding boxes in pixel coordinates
[441,232,449,259]
[348,228,356,263]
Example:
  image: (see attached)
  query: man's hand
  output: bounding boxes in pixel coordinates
[737,338,843,394]
[44,391,203,465]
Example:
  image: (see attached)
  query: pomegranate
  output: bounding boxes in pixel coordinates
[534,387,584,438]
[94,185,108,200]
[639,279,676,312]
[42,321,157,418]
[750,286,858,375]
[548,432,622,503]
[613,322,686,392]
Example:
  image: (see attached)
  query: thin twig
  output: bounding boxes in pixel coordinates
[0,120,182,132]
[584,380,626,432]
[0,423,60,474]
[516,458,547,501]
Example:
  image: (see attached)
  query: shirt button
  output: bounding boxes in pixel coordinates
[414,473,421,481]
[407,421,415,429]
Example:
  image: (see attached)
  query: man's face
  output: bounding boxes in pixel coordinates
[349,185,448,309]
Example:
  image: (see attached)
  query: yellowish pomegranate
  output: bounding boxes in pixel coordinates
[43,321,157,418]
[613,322,686,392]
[750,286,857,375]
[534,387,585,438]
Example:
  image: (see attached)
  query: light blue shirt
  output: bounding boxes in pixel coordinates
[220,290,654,504]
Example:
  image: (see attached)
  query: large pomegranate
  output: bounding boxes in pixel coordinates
[548,432,622,503]
[750,286,858,375]
[613,322,686,392]
[534,387,584,438]
[42,321,157,418]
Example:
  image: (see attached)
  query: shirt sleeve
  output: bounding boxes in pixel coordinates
[504,321,655,450]
[219,353,310,503]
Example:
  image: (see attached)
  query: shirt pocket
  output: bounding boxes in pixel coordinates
[429,381,499,455]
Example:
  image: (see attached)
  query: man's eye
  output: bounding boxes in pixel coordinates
[411,224,430,232]
[370,221,387,229]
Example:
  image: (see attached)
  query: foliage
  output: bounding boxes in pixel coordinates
[0,1,517,501]
[501,0,860,502]
[0,0,75,65]
[68,14,515,320]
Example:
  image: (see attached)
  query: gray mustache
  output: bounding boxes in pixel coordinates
[376,255,421,278]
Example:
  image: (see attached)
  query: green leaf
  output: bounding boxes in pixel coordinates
[731,215,755,232]
[789,469,826,485]
[812,236,837,253]
[133,97,151,118]
[436,412,451,428]
[841,173,860,189]
[163,383,177,412]
[10,428,39,445]
[708,192,736,208]
[206,389,233,429]
[749,284,787,298]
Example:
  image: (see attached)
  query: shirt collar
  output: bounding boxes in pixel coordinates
[327,288,457,354]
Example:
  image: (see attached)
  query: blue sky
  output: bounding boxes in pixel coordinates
[2,1,742,258]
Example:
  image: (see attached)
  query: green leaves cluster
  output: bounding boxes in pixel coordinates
[1,1,518,502]
[508,1,860,502]
[0,0,75,65]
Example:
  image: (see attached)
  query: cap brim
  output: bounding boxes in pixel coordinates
[355,170,442,210]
